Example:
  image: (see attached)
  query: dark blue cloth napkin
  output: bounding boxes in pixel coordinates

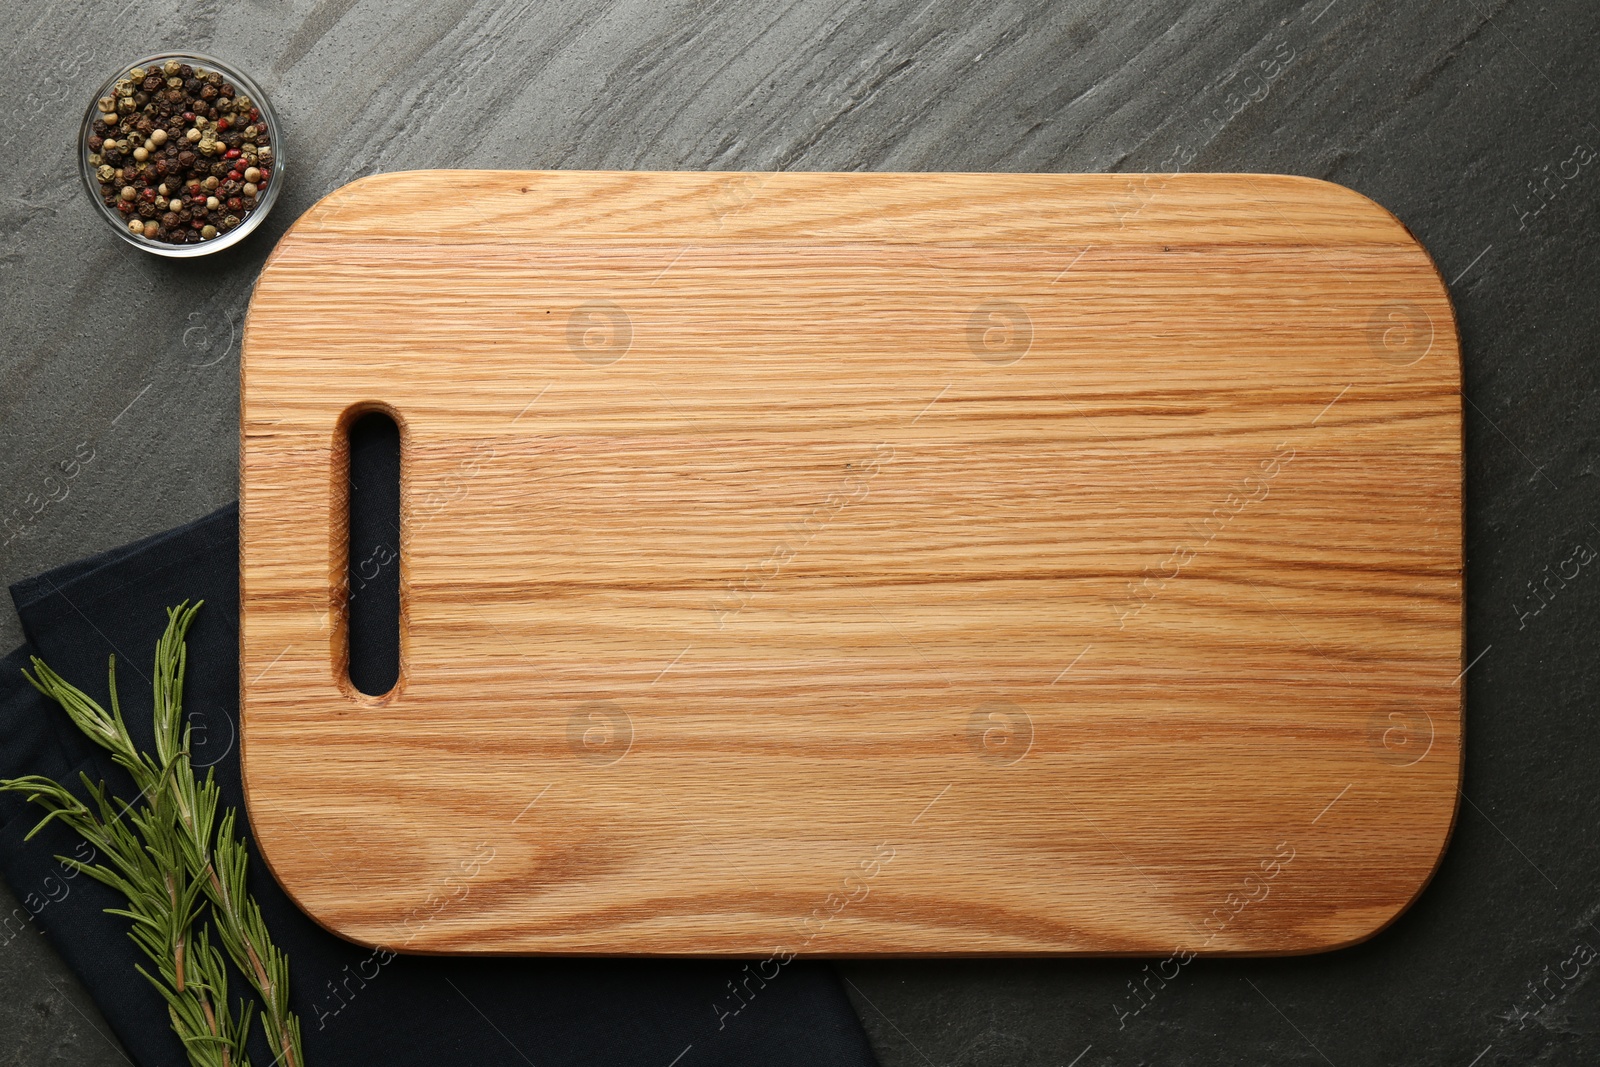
[0,503,878,1066]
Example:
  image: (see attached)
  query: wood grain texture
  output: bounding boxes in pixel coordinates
[240,170,1461,956]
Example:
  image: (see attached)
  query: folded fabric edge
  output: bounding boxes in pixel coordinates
[9,502,239,616]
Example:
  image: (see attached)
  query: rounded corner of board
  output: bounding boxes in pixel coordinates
[260,171,419,255]
[1299,789,1463,958]
[241,811,378,948]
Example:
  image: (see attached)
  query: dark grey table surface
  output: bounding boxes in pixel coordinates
[2,1,1597,1064]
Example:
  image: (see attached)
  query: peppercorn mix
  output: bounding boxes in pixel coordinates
[87,60,273,245]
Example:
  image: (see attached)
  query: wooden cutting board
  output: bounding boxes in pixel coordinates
[240,170,1461,956]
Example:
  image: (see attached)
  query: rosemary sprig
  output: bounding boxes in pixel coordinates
[2,771,253,1066]
[1,601,303,1067]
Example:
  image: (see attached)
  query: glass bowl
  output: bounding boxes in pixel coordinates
[79,52,283,258]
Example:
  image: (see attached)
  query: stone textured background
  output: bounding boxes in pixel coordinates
[2,1,1597,1064]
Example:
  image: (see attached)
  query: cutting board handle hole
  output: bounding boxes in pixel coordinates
[344,407,401,697]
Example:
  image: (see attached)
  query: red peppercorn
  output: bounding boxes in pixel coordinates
[142,188,157,201]
[227,197,243,211]
[117,201,132,213]
[249,107,260,120]
[183,111,195,121]
[227,170,242,181]
[225,148,241,159]
[218,118,230,130]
